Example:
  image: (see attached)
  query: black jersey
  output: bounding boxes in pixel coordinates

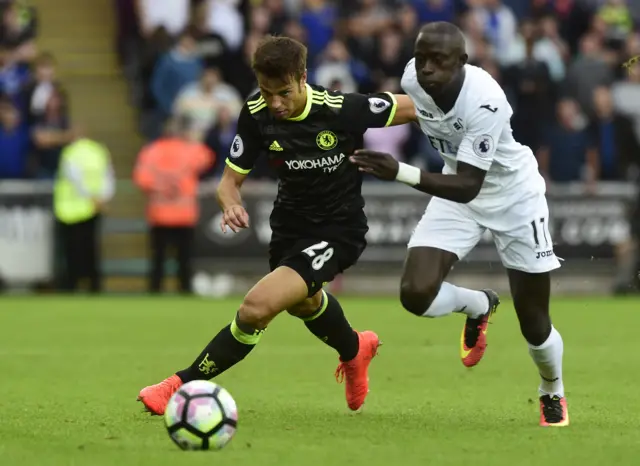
[225,84,398,227]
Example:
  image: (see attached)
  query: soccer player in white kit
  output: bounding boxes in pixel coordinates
[350,22,568,427]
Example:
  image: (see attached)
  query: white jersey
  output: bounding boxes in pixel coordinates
[401,60,545,211]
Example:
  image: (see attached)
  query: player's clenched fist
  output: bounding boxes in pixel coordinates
[221,205,250,233]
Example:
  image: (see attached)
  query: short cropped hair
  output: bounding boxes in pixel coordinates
[252,36,307,82]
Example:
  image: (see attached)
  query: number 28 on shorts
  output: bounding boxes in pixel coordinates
[302,241,335,270]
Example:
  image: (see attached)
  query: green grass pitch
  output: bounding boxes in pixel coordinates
[1,295,639,465]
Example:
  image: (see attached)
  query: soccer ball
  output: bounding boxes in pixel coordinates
[164,380,238,451]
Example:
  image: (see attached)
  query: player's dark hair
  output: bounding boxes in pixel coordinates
[419,21,467,57]
[419,21,463,37]
[252,36,307,83]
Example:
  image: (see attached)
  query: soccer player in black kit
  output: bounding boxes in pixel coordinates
[138,36,417,415]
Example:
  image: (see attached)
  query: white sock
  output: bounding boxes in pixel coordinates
[528,326,565,397]
[423,282,489,318]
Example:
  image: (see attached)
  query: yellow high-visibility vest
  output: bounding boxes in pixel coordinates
[54,138,110,224]
[598,6,632,33]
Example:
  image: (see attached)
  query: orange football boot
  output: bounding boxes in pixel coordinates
[335,330,381,411]
[137,374,183,415]
[539,395,570,427]
[460,289,500,368]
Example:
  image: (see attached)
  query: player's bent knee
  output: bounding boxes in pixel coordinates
[519,317,552,346]
[238,293,280,329]
[400,278,440,316]
[513,298,552,345]
[286,291,322,318]
[509,271,553,346]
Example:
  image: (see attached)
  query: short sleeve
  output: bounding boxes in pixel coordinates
[456,98,509,171]
[225,104,263,175]
[338,92,398,134]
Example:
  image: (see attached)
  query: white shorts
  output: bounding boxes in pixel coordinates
[407,193,561,274]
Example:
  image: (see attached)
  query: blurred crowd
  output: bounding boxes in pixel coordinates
[113,0,640,185]
[0,0,80,181]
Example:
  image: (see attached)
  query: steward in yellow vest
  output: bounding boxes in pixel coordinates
[54,138,115,293]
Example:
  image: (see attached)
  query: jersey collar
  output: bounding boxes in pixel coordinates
[287,83,314,122]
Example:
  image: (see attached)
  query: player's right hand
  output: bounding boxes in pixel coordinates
[221,205,250,233]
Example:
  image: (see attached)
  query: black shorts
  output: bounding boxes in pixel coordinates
[268,212,367,297]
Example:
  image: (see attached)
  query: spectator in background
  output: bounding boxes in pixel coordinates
[460,9,493,63]
[530,0,592,56]
[173,63,242,140]
[150,30,203,138]
[617,31,640,76]
[607,52,640,296]
[590,85,640,181]
[411,0,456,23]
[133,116,214,294]
[137,27,174,121]
[54,136,115,294]
[31,88,75,179]
[473,0,518,60]
[0,44,31,105]
[500,0,529,21]
[343,0,394,63]
[397,4,420,57]
[629,0,640,26]
[503,17,566,83]
[537,98,599,190]
[0,96,29,179]
[113,0,141,68]
[264,0,291,35]
[224,32,260,98]
[248,5,273,37]
[117,0,640,186]
[370,28,411,91]
[300,0,337,63]
[198,0,245,53]
[503,21,554,152]
[281,18,307,44]
[190,5,228,67]
[21,51,63,124]
[313,39,361,93]
[0,0,37,63]
[204,105,237,178]
[596,0,633,46]
[134,0,190,39]
[630,185,640,293]
[479,56,503,84]
[612,45,640,147]
[590,14,626,57]
[564,33,615,118]
[538,14,570,67]
[471,44,500,74]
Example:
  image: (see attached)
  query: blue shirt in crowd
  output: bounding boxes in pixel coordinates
[150,51,202,115]
[0,123,30,179]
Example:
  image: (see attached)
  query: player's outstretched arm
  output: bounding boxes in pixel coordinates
[357,95,506,202]
[349,150,485,203]
[216,166,250,233]
[388,94,418,126]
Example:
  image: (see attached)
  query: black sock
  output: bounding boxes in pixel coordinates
[301,291,359,361]
[176,313,264,382]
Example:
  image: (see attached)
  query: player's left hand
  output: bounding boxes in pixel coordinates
[349,150,399,181]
